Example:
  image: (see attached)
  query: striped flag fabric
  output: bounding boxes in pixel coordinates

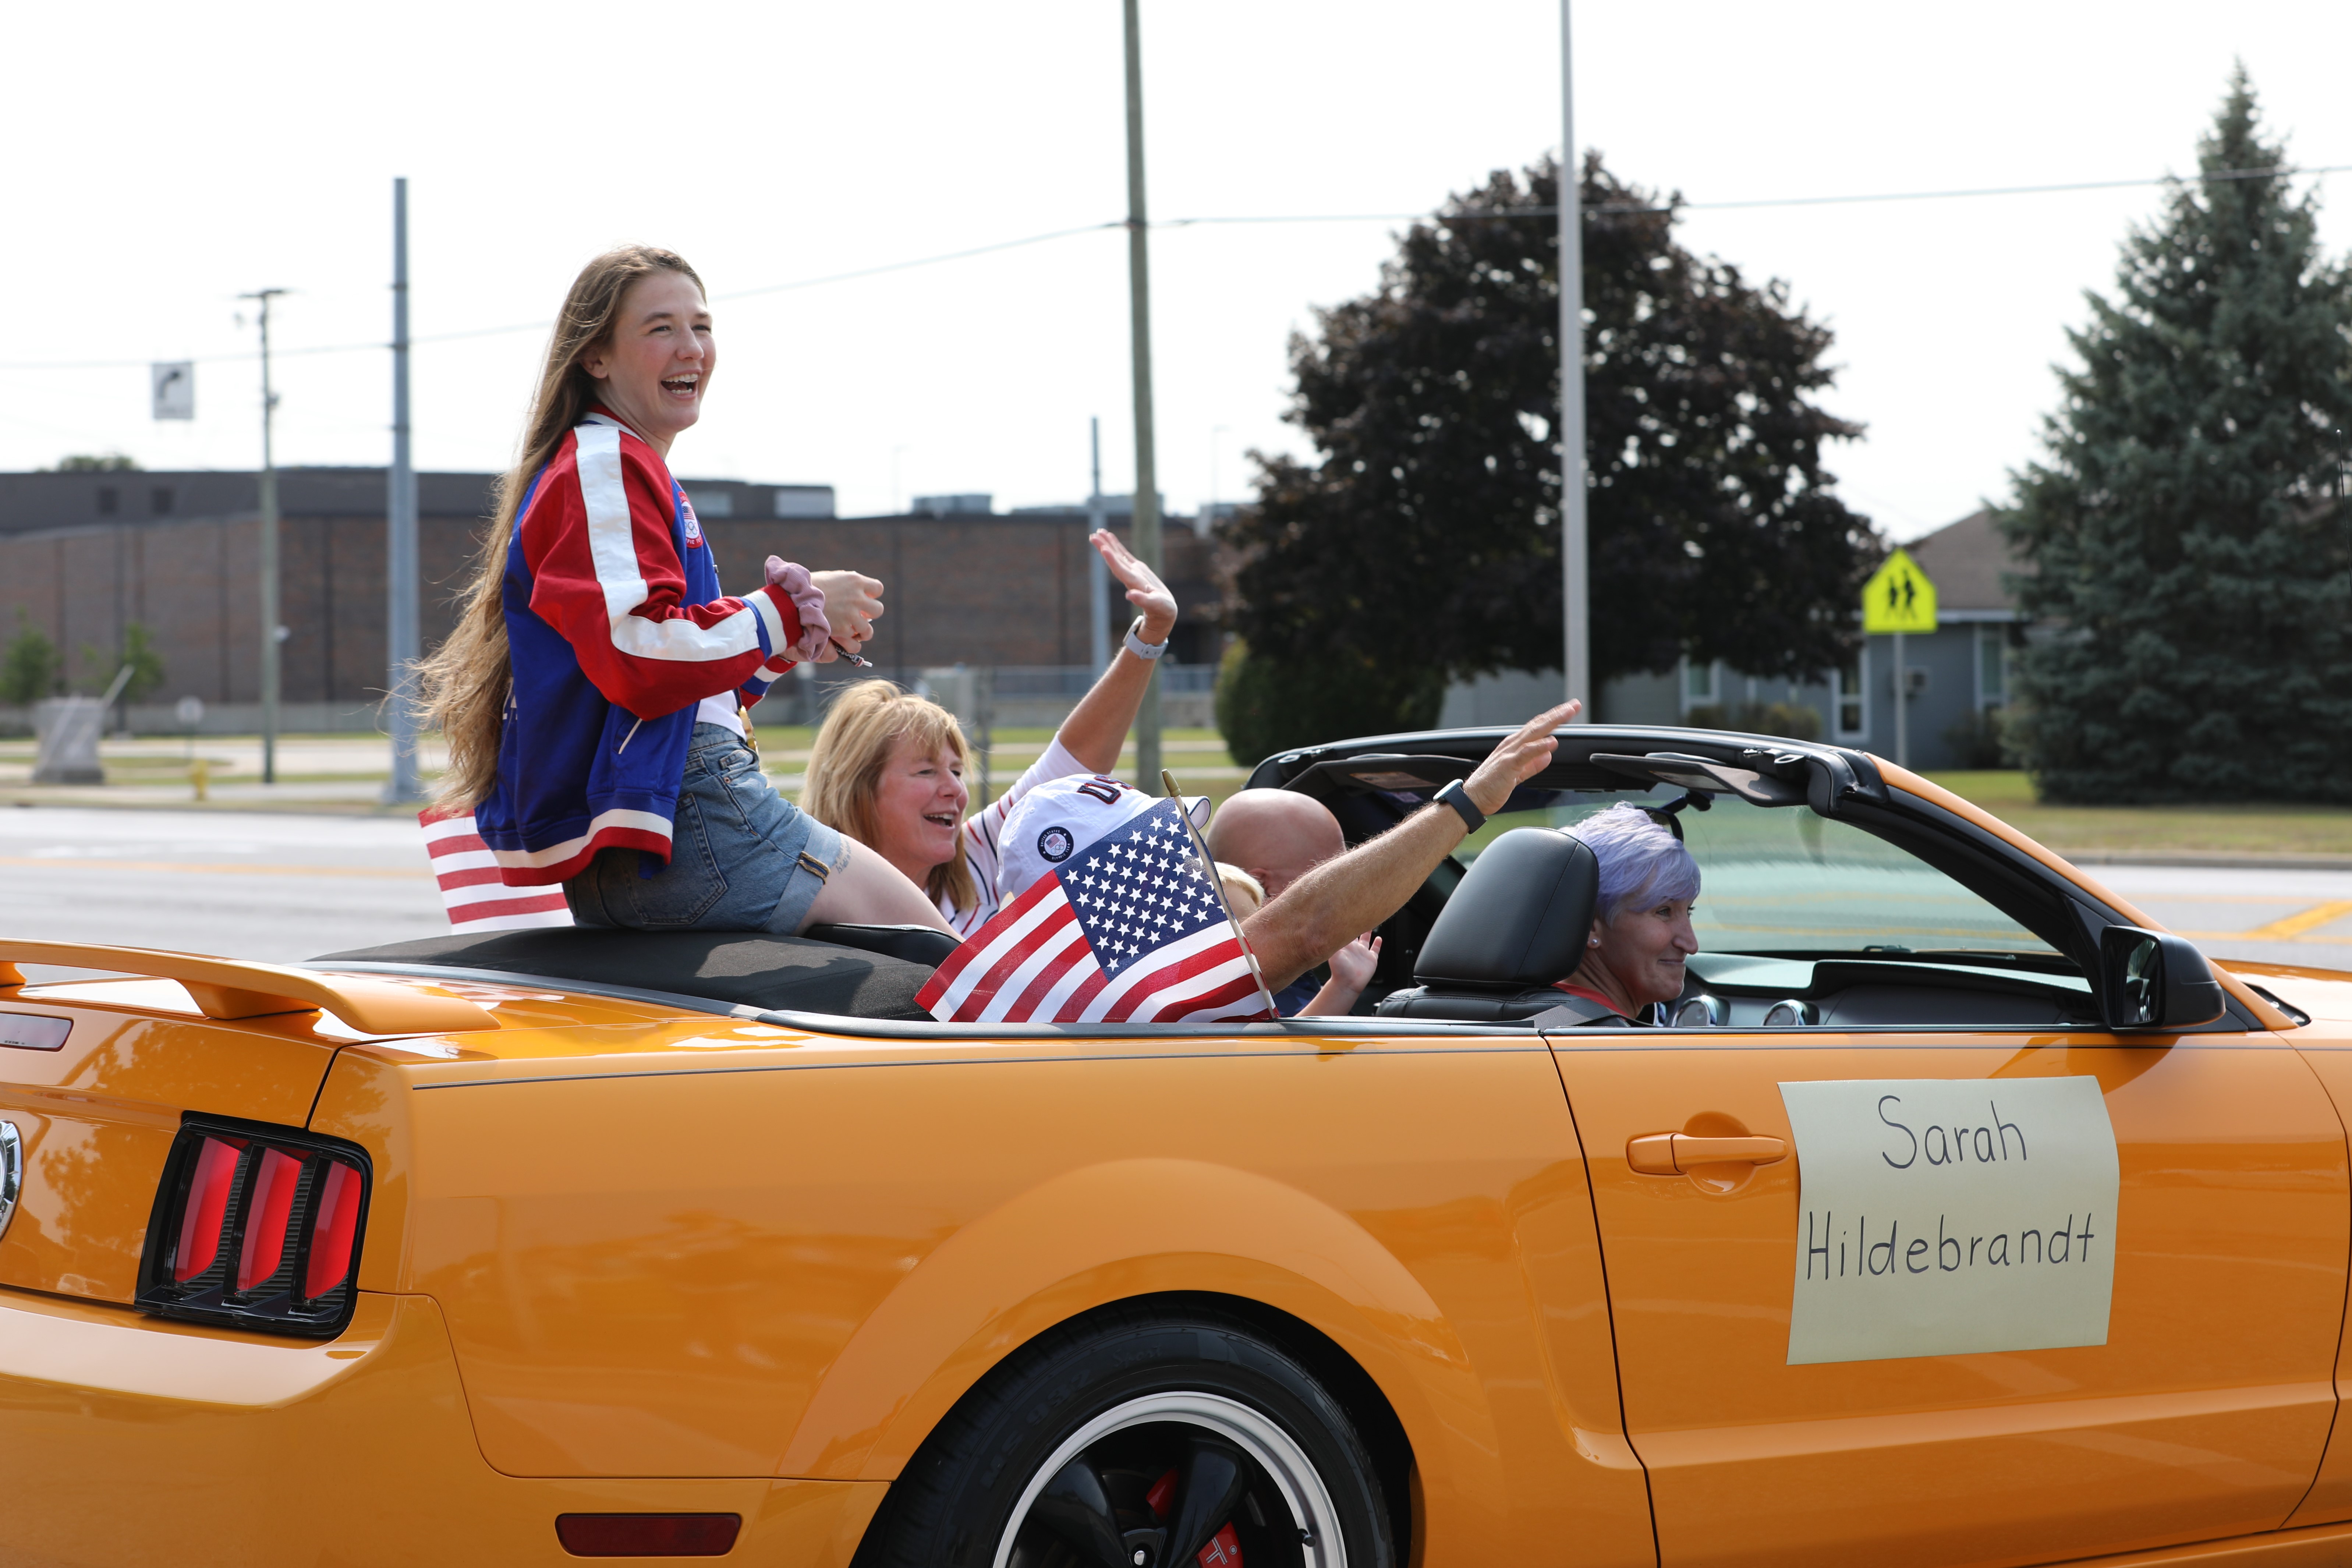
[917,797,1274,1025]
[419,810,575,932]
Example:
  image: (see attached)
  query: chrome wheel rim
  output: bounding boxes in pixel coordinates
[993,1390,1346,1568]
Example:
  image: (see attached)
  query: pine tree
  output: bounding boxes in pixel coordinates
[1216,153,1879,761]
[2000,70,2352,802]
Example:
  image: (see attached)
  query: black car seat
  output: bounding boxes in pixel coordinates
[1374,828,1620,1023]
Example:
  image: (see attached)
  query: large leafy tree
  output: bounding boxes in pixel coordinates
[2000,72,2352,802]
[1216,152,1879,761]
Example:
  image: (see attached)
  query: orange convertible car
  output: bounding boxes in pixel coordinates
[8,723,2352,1568]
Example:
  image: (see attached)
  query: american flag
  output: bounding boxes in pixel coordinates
[419,810,574,932]
[917,798,1274,1024]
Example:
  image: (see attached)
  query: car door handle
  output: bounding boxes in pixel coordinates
[1626,1133,1788,1175]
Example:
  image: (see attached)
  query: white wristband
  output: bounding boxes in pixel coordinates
[1123,618,1169,661]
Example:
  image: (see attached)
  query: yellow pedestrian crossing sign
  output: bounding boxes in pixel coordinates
[1862,548,1938,634]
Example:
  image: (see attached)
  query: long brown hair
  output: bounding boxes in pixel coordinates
[801,680,977,912]
[418,245,706,808]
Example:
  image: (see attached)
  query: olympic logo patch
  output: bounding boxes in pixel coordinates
[1037,826,1075,863]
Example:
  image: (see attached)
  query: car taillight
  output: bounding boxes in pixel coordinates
[138,1116,371,1338]
[555,1516,742,1557]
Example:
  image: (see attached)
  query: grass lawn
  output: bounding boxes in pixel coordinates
[1923,771,2352,856]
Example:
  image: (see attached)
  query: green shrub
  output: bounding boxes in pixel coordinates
[1683,700,1823,742]
[1942,705,2017,770]
[1215,641,1446,771]
[1,612,60,707]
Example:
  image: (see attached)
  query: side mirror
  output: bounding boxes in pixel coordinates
[2099,925,2225,1031]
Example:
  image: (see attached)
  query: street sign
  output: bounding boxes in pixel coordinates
[1862,548,1938,634]
[151,362,194,421]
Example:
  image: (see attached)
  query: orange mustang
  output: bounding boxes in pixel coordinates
[6,724,2352,1568]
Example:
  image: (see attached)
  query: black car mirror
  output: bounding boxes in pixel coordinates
[2098,925,2225,1031]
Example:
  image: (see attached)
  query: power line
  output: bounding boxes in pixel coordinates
[5,160,2342,374]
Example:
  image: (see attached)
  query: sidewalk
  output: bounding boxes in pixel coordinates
[0,731,1251,814]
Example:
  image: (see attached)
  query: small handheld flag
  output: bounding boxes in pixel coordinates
[917,796,1273,1025]
[419,809,574,932]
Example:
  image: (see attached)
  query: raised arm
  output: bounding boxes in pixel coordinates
[1244,701,1581,991]
[1054,530,1180,774]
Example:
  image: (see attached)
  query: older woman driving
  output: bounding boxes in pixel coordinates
[1552,801,1703,1020]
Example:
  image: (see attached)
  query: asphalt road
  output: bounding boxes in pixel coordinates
[0,806,445,982]
[6,807,2352,987]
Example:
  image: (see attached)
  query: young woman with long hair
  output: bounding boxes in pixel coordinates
[800,529,1178,935]
[419,245,950,935]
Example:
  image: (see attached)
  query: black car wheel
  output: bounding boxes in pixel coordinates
[857,1303,1397,1568]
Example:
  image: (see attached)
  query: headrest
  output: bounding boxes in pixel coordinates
[1414,829,1598,990]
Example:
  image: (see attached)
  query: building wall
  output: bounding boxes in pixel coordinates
[0,508,1223,710]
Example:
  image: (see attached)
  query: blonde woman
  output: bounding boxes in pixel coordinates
[419,245,950,936]
[802,532,1177,935]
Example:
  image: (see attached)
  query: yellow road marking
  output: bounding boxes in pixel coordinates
[0,856,425,879]
[2238,900,2352,941]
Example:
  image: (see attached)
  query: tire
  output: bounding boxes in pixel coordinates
[856,1301,1398,1568]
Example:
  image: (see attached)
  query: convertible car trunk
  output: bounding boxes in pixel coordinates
[0,980,342,1305]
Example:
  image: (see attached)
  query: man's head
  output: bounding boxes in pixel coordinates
[1204,789,1347,902]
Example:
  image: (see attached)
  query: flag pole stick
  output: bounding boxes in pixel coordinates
[1164,769,1281,1019]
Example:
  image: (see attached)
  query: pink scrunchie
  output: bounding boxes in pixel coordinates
[762,557,830,663]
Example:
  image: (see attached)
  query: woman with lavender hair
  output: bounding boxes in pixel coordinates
[1551,801,1703,1020]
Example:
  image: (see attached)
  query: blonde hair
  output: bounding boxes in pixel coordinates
[802,680,977,912]
[1216,863,1265,920]
[417,245,707,808]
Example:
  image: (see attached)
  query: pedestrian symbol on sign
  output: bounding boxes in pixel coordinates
[1861,549,1938,635]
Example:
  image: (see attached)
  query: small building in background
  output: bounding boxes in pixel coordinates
[1441,509,2027,772]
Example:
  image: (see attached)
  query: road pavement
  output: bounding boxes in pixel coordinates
[7,806,2352,988]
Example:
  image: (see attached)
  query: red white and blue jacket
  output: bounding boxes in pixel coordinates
[476,410,803,885]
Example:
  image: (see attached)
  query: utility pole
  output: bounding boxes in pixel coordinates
[1557,0,1591,721]
[241,287,288,783]
[383,177,424,804]
[1122,0,1162,788]
[1088,417,1111,675]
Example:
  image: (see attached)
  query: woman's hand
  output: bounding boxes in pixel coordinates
[1463,699,1581,816]
[1091,530,1177,644]
[807,570,885,661]
[762,558,831,663]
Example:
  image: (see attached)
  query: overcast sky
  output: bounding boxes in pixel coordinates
[4,1,2346,541]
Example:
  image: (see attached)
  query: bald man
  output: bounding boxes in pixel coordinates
[1206,789,1350,905]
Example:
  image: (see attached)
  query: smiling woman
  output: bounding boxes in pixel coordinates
[416,245,952,939]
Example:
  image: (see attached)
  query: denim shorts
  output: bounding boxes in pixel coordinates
[564,723,850,934]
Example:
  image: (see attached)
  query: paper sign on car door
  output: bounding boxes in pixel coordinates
[1779,1077,2119,1366]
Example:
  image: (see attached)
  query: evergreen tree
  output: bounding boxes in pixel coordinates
[1217,152,1879,762]
[2001,70,2352,801]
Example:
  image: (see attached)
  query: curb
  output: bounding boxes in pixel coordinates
[2056,850,2352,872]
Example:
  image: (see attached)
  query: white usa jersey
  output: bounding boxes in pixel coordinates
[941,736,1086,937]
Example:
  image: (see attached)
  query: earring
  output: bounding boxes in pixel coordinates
[1588,937,1601,947]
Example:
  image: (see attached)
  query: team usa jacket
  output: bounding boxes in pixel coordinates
[475,410,806,885]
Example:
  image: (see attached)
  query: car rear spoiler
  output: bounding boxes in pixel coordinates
[0,941,498,1036]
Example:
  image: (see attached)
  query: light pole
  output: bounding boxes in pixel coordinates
[1557,0,1591,720]
[1122,0,1163,788]
[383,178,425,804]
[240,287,288,783]
[1088,418,1111,675]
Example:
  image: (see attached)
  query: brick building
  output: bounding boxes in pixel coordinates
[0,468,1225,729]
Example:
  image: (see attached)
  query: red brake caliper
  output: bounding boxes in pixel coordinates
[1147,1469,1244,1567]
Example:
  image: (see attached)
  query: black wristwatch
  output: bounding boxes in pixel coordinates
[1434,779,1485,834]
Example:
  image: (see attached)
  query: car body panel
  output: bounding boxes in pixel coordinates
[309,1021,1658,1565]
[0,1286,885,1568]
[1552,1029,2348,1568]
[0,988,343,1303]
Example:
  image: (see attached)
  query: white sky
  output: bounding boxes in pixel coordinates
[3,1,2346,541]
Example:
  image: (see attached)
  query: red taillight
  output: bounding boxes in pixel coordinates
[142,1120,370,1338]
[304,1159,362,1298]
[237,1148,302,1291]
[173,1137,242,1282]
[555,1515,741,1557]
